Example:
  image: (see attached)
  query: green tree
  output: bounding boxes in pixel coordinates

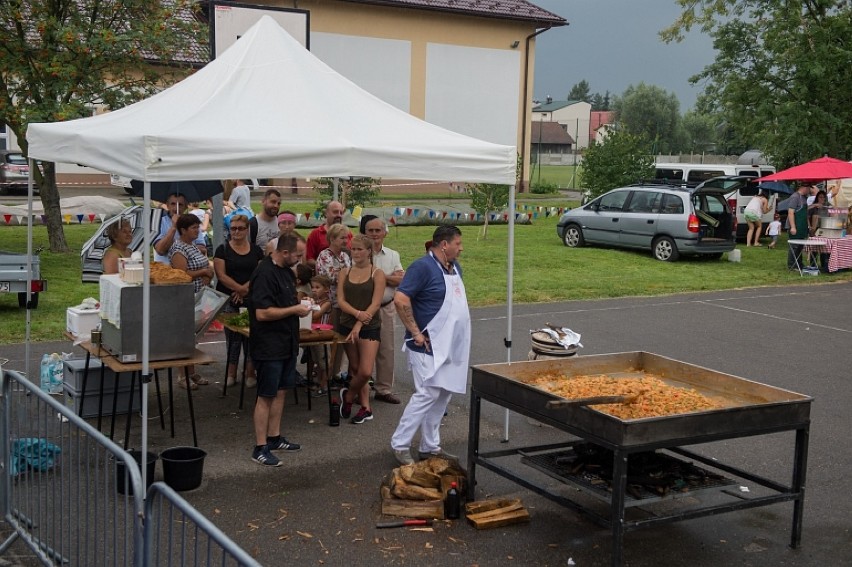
[312,177,381,211]
[681,110,717,154]
[590,90,611,111]
[567,80,591,103]
[580,130,654,200]
[0,1,205,252]
[465,154,519,239]
[612,83,682,154]
[661,1,852,167]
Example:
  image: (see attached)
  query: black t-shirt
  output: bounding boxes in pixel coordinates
[213,242,264,295]
[248,256,299,360]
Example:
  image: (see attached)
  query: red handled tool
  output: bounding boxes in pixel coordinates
[375,519,433,529]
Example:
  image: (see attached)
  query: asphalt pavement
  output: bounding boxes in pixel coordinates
[1,282,851,566]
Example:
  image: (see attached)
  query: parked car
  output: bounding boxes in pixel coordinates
[556,181,737,261]
[0,150,39,195]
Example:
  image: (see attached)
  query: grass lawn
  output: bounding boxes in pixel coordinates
[528,165,581,189]
[1,210,847,343]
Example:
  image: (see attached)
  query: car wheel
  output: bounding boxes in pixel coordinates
[562,224,585,248]
[652,236,679,262]
[18,292,38,309]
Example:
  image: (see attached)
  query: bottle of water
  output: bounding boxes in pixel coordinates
[49,353,64,393]
[40,354,51,392]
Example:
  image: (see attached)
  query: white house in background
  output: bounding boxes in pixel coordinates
[532,98,592,149]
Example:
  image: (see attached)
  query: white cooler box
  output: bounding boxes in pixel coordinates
[66,308,100,337]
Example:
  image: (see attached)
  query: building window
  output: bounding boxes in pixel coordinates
[0,123,7,150]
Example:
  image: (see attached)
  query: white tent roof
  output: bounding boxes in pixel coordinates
[27,16,516,185]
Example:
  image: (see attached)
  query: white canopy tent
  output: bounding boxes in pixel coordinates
[26,16,520,484]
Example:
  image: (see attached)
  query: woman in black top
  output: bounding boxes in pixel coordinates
[214,214,265,386]
[337,234,386,425]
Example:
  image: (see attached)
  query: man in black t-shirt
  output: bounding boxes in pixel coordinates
[247,234,311,467]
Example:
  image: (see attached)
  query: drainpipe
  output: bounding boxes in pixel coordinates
[519,25,555,193]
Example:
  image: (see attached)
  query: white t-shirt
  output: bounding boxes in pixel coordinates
[767,220,782,236]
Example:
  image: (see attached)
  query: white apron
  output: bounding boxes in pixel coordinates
[403,255,471,393]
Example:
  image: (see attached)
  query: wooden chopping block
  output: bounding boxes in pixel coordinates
[464,498,530,530]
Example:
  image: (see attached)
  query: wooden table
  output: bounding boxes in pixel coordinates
[218,314,341,411]
[72,339,213,448]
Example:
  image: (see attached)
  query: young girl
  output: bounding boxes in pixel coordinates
[765,213,782,250]
[336,234,386,424]
[309,275,333,396]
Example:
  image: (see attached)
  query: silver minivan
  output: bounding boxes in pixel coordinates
[557,182,736,261]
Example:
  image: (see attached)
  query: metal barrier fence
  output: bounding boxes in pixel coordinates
[1,367,261,567]
[144,483,261,567]
[0,367,145,565]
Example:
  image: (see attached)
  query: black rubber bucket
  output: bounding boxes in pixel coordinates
[116,450,158,495]
[160,446,207,492]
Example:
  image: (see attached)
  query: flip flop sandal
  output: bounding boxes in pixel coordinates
[190,373,210,386]
[178,377,198,390]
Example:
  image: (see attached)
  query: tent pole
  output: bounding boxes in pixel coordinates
[141,182,151,494]
[502,183,517,442]
[333,178,339,202]
[24,162,35,378]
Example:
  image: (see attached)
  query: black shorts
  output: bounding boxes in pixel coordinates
[337,325,381,341]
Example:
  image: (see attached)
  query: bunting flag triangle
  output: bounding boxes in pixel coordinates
[406,208,413,216]
[442,211,448,219]
[352,205,363,219]
[304,211,312,220]
[3,214,10,225]
[18,215,27,225]
[98,213,106,223]
[88,214,96,223]
[41,215,47,224]
[389,216,396,225]
[76,214,84,224]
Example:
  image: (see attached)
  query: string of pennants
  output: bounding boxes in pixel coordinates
[2,213,108,225]
[1,205,570,226]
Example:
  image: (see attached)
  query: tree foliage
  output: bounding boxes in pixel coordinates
[0,1,205,251]
[661,0,852,167]
[612,83,682,154]
[568,79,610,110]
[567,80,591,102]
[580,130,654,200]
[465,154,519,239]
[312,177,381,211]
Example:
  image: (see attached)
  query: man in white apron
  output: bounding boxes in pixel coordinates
[391,226,471,465]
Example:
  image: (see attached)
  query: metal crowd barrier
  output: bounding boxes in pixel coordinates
[1,367,260,567]
[144,483,261,567]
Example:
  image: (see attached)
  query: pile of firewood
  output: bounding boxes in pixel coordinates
[380,457,466,519]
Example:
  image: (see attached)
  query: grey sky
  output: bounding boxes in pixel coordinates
[531,0,716,111]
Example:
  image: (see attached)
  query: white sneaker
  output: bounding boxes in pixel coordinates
[226,376,237,387]
[393,449,414,466]
[245,376,257,388]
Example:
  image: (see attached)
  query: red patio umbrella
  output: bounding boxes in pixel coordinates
[758,156,852,182]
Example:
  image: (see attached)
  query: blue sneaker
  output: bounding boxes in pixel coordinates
[252,446,282,467]
[267,436,301,452]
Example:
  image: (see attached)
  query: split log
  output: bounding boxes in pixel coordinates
[399,463,442,489]
[465,498,529,530]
